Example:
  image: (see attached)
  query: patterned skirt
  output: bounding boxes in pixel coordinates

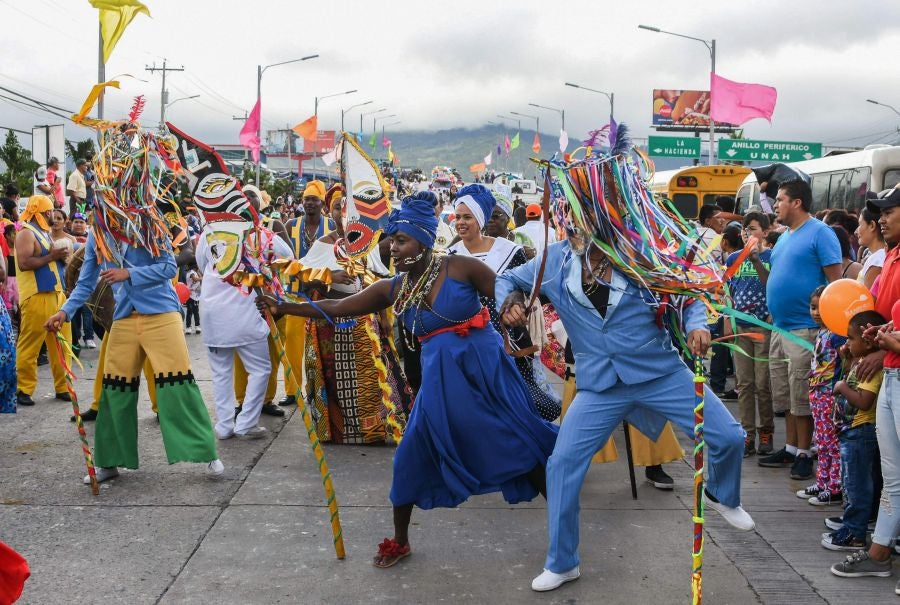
[304,313,412,444]
[0,304,16,413]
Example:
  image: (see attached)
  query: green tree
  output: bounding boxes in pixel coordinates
[0,130,38,194]
[65,137,97,162]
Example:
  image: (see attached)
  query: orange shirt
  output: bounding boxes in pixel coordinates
[876,246,900,368]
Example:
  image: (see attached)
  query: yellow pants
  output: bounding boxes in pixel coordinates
[234,334,278,405]
[90,332,157,413]
[282,315,305,398]
[16,291,71,395]
[561,376,684,465]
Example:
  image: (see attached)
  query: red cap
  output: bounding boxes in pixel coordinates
[526,204,542,218]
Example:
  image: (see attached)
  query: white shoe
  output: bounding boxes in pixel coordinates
[235,426,267,440]
[84,467,119,484]
[705,494,755,531]
[216,430,234,441]
[194,326,201,333]
[84,339,97,349]
[184,327,191,334]
[531,566,580,592]
[206,459,225,476]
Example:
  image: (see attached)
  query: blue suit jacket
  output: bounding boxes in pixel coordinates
[495,241,708,439]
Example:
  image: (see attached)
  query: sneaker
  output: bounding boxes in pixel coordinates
[797,485,822,499]
[194,326,201,334]
[261,402,285,417]
[206,459,225,477]
[184,327,191,334]
[645,465,674,490]
[743,435,756,458]
[236,426,268,440]
[531,566,581,592]
[84,467,119,484]
[37,353,48,366]
[16,391,35,407]
[830,550,892,577]
[822,528,867,551]
[809,491,843,506]
[758,447,795,468]
[278,395,297,407]
[705,490,756,531]
[757,432,774,456]
[84,339,97,349]
[216,429,234,441]
[790,454,814,480]
[70,408,98,422]
[825,516,844,531]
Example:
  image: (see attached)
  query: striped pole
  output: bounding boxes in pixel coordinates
[262,309,346,559]
[55,335,99,496]
[691,356,706,604]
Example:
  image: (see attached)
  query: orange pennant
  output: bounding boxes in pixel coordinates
[292,116,318,141]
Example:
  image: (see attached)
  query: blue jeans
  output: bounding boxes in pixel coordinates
[70,306,94,345]
[545,367,745,572]
[873,369,900,547]
[839,423,877,539]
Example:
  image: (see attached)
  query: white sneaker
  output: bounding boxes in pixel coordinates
[235,426,267,440]
[531,566,580,592]
[206,459,225,477]
[194,326,201,333]
[216,430,234,441]
[706,495,756,531]
[84,467,119,484]
[184,327,191,334]
[84,339,97,349]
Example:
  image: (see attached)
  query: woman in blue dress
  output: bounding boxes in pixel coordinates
[0,252,15,414]
[257,191,558,568]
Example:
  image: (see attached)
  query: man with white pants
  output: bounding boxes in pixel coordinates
[195,230,294,439]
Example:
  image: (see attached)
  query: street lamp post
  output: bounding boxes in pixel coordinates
[341,100,373,132]
[312,89,357,177]
[564,82,615,121]
[866,99,900,118]
[165,94,200,111]
[528,102,565,131]
[360,107,387,137]
[256,53,319,186]
[497,115,521,130]
[373,114,397,148]
[639,24,716,165]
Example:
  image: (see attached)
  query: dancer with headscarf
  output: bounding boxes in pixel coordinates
[14,195,71,407]
[299,186,411,444]
[257,192,557,568]
[449,184,560,421]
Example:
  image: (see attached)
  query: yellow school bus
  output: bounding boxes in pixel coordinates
[650,165,752,219]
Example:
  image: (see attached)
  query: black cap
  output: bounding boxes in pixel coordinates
[866,188,900,213]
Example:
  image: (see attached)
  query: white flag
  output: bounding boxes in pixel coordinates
[559,129,569,153]
[484,152,492,166]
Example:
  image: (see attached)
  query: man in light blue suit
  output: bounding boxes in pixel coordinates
[498,229,754,593]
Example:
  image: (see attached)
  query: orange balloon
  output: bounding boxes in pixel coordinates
[175,282,191,305]
[819,278,874,336]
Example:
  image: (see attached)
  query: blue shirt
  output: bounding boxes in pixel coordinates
[767,219,841,330]
[61,232,181,321]
[726,249,771,325]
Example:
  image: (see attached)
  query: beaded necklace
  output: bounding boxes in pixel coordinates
[393,253,442,317]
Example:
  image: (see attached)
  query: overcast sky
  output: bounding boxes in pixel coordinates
[1,0,899,154]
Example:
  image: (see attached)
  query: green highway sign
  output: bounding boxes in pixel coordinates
[718,139,822,162]
[648,135,701,158]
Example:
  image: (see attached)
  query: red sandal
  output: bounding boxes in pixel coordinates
[373,538,411,568]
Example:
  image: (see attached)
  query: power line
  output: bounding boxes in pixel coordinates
[0,126,32,136]
[0,94,69,120]
[0,84,74,115]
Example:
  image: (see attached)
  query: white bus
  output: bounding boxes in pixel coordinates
[736,144,900,214]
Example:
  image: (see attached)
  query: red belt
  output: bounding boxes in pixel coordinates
[418,307,490,343]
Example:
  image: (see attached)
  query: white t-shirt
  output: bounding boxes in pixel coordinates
[514,220,557,258]
[195,229,294,348]
[859,247,886,285]
[186,270,201,301]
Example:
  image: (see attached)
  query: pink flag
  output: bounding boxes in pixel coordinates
[504,133,510,156]
[239,99,261,162]
[382,136,390,148]
[710,73,777,125]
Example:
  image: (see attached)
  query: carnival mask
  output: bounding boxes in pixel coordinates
[341,135,392,259]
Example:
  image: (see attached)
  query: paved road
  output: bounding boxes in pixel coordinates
[1,334,896,604]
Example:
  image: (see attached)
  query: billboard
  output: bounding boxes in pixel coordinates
[303,130,337,154]
[652,90,734,130]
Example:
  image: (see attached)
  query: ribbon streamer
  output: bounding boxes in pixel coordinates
[55,335,99,496]
[692,356,706,605]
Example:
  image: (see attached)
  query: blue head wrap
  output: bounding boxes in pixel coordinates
[386,191,438,248]
[454,183,495,228]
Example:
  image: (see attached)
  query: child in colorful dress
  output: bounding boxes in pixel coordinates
[796,286,846,505]
[822,310,884,550]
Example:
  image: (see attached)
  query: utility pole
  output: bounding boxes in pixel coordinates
[145,59,185,127]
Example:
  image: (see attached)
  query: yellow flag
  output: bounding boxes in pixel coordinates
[387,145,394,163]
[72,80,120,123]
[90,0,151,63]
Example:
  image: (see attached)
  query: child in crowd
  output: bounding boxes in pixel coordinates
[184,264,201,334]
[822,310,884,550]
[725,212,774,457]
[765,230,781,248]
[797,286,846,505]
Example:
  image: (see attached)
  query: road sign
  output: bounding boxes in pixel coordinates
[718,139,822,162]
[647,135,701,158]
